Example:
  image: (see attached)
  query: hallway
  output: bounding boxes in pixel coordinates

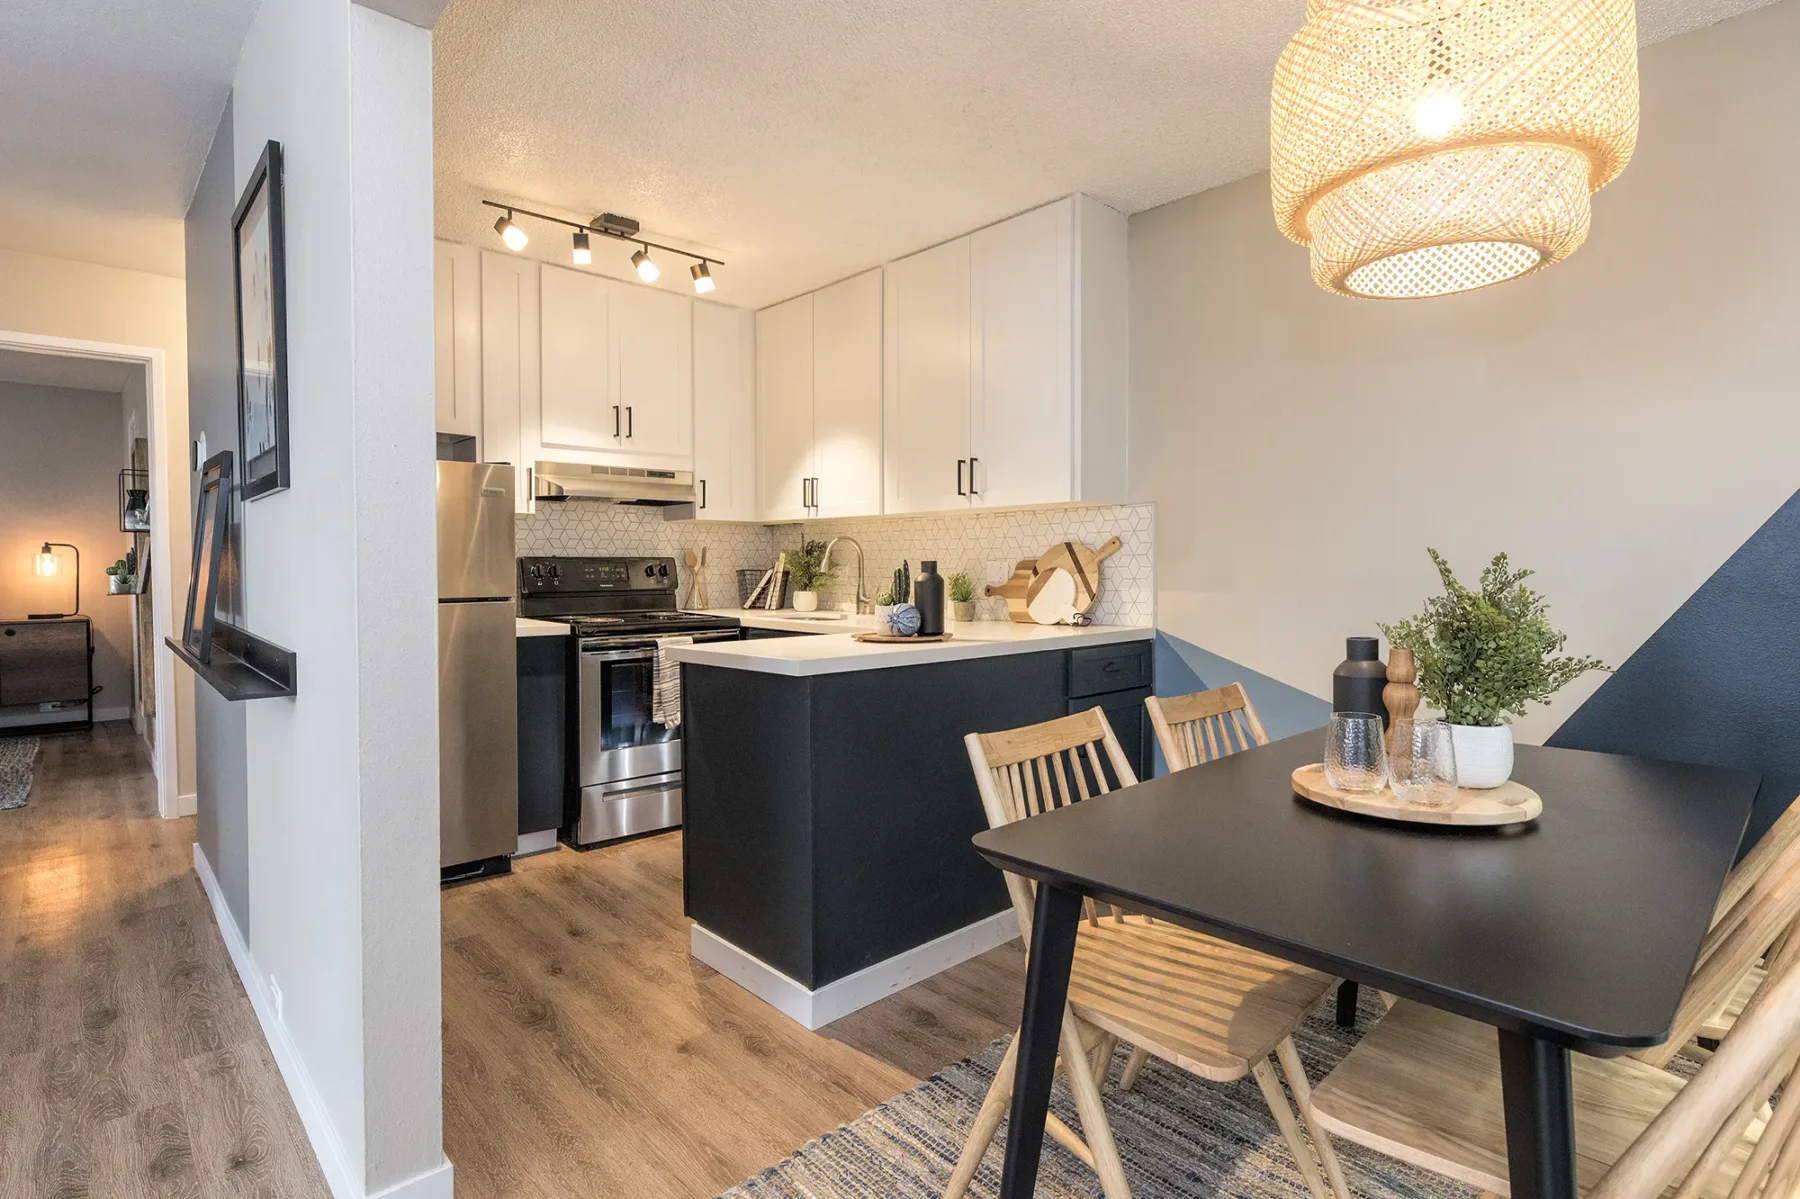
[0,723,327,1198]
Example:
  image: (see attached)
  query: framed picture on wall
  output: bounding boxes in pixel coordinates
[232,139,290,501]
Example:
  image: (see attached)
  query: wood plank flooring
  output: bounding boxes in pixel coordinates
[442,833,1026,1199]
[0,723,329,1199]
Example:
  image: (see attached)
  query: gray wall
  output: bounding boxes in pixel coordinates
[185,97,251,935]
[0,382,134,723]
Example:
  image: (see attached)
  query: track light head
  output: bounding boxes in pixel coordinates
[631,246,660,283]
[690,262,715,294]
[572,229,592,265]
[495,210,528,252]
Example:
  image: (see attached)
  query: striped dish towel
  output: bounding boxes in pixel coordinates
[652,637,692,728]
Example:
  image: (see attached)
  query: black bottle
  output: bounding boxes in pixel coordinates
[914,560,945,636]
[1333,636,1388,725]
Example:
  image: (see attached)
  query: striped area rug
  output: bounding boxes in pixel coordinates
[0,735,40,811]
[719,994,1476,1198]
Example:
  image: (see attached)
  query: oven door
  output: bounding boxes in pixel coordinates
[575,632,739,789]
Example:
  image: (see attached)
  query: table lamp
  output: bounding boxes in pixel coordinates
[30,541,79,618]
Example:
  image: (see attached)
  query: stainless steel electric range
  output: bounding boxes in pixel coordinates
[517,556,741,848]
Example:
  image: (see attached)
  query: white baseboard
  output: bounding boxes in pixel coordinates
[193,844,362,1199]
[93,703,133,723]
[369,1159,455,1199]
[690,910,1020,1031]
[176,790,197,817]
[514,828,559,856]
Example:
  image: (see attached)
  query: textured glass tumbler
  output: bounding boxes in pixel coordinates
[1324,712,1388,793]
[1390,718,1459,808]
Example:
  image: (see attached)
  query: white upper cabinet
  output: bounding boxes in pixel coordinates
[611,280,692,459]
[882,195,1128,516]
[538,264,612,453]
[809,269,883,519]
[689,302,758,521]
[434,241,482,445]
[480,250,542,514]
[756,294,814,522]
[883,237,972,515]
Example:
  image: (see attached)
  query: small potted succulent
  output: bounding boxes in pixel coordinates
[947,570,977,622]
[786,539,834,612]
[105,548,138,595]
[874,562,910,631]
[1381,549,1607,788]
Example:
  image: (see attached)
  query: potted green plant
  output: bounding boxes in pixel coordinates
[105,548,137,595]
[786,539,835,612]
[873,562,910,630]
[947,571,976,622]
[1381,549,1607,788]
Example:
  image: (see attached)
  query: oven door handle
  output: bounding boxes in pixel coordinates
[579,646,655,663]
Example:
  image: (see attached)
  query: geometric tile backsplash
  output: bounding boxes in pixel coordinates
[515,501,1156,627]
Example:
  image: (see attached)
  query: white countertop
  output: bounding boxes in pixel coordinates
[516,616,570,638]
[672,610,1152,676]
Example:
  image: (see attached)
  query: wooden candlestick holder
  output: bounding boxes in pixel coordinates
[1383,647,1420,751]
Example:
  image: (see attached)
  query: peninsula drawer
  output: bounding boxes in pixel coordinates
[1067,642,1151,698]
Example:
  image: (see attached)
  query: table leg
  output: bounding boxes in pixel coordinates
[1497,1030,1577,1199]
[1335,980,1360,1027]
[998,882,1084,1199]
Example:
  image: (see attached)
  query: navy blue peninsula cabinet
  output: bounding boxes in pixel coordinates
[675,624,1153,1027]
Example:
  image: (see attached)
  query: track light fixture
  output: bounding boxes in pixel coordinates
[494,209,528,252]
[631,246,660,283]
[479,200,722,291]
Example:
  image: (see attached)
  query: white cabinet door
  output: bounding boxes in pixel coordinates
[691,302,757,521]
[434,241,482,443]
[970,199,1073,508]
[539,263,614,453]
[480,252,542,513]
[756,294,814,522]
[810,269,883,518]
[883,237,972,514]
[611,281,692,459]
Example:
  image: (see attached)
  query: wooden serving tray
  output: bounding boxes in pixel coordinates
[851,632,954,644]
[1291,763,1542,827]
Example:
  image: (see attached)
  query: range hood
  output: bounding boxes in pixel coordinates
[533,461,696,506]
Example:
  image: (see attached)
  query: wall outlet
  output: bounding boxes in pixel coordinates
[270,976,284,1023]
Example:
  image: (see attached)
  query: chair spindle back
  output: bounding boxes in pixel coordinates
[1146,682,1269,772]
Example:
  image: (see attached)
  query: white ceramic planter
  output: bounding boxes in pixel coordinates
[1449,723,1514,789]
[792,591,819,612]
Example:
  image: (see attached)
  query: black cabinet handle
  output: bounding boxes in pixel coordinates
[699,479,707,510]
[613,405,621,438]
[956,459,967,496]
[1103,661,1121,673]
[801,478,809,510]
[625,406,634,438]
[810,478,819,511]
[969,457,980,495]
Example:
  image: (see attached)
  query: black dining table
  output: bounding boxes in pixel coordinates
[971,734,1760,1199]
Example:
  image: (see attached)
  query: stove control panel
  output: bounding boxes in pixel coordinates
[519,556,678,595]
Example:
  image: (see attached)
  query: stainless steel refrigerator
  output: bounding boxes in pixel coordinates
[437,461,519,881]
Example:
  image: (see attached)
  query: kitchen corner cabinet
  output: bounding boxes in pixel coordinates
[480,250,542,514]
[687,302,759,521]
[434,240,483,448]
[755,269,883,522]
[883,194,1129,515]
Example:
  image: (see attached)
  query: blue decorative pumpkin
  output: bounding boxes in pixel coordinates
[887,604,923,637]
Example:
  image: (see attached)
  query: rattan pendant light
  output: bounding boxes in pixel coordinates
[1270,0,1640,299]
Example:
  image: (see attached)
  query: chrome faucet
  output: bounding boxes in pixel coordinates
[820,536,872,614]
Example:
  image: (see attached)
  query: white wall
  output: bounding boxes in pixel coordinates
[0,246,196,796]
[1129,0,1800,744]
[228,0,444,1195]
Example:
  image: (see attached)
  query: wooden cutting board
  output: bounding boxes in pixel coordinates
[1024,568,1079,625]
[1032,537,1122,615]
[984,558,1042,624]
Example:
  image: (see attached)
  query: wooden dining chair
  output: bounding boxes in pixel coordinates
[1691,796,1800,1047]
[1146,681,1269,771]
[1306,831,1800,1196]
[948,708,1351,1199]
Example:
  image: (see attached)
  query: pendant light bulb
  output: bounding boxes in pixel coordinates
[34,542,59,577]
[572,229,592,265]
[631,246,660,283]
[690,262,715,294]
[495,210,528,252]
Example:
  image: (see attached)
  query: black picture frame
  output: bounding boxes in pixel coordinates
[184,452,233,664]
[232,139,290,501]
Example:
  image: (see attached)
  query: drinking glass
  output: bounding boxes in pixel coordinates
[1324,712,1387,793]
[1390,718,1459,808]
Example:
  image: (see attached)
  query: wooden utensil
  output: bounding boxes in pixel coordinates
[695,547,709,609]
[984,558,1042,624]
[1024,567,1079,625]
[1291,763,1541,827]
[1032,536,1123,615]
[682,550,700,609]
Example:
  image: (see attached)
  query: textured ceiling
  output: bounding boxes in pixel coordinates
[433,0,1776,309]
[0,349,136,393]
[0,0,257,277]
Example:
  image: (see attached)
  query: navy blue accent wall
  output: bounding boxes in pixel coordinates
[1153,632,1332,774]
[1548,489,1800,854]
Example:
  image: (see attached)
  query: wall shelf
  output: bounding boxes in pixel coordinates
[165,622,297,701]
